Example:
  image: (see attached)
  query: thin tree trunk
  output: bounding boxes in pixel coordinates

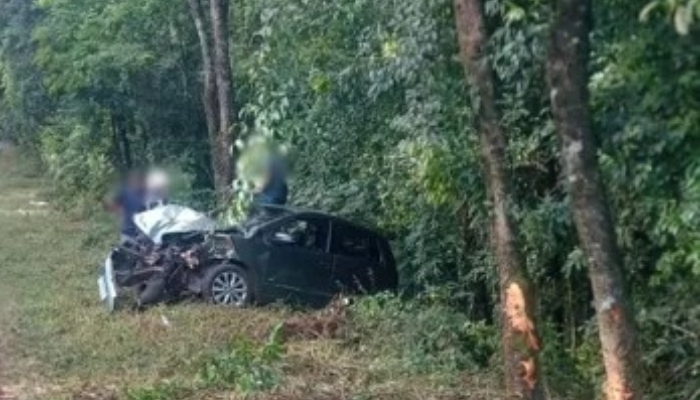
[546,1,641,400]
[188,0,223,194]
[210,0,235,198]
[121,119,132,170]
[142,122,152,162]
[110,114,125,173]
[453,0,545,398]
[112,113,132,171]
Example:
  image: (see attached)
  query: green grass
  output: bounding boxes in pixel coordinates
[0,149,501,400]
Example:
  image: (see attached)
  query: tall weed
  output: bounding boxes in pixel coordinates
[350,293,498,376]
[197,324,286,397]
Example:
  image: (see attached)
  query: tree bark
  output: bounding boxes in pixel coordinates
[453,0,545,398]
[545,1,641,400]
[187,0,220,185]
[110,114,124,173]
[188,0,236,200]
[210,0,235,197]
[111,113,132,171]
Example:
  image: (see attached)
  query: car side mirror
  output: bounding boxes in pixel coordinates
[271,232,296,245]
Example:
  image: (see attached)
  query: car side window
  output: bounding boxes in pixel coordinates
[270,218,328,252]
[331,223,379,260]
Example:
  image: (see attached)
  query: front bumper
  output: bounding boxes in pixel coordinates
[98,256,118,312]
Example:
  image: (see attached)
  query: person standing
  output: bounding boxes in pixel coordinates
[253,150,288,206]
[106,171,147,243]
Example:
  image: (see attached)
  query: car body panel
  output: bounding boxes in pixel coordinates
[133,205,216,244]
[232,209,398,302]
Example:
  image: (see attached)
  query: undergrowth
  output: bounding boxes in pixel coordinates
[196,324,286,396]
[125,382,190,400]
[349,294,499,376]
[126,326,285,400]
[0,151,505,400]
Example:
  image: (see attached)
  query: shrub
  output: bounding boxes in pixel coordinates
[40,116,114,211]
[197,324,286,397]
[350,293,498,376]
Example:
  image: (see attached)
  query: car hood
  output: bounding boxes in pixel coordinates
[133,205,217,244]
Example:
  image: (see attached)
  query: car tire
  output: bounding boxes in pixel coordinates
[136,279,166,308]
[202,264,252,307]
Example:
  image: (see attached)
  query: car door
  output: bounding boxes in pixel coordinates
[330,221,381,294]
[260,215,335,304]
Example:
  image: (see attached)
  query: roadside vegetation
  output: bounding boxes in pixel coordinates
[1,0,700,399]
[0,151,504,400]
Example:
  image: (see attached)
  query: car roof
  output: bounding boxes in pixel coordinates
[249,205,383,237]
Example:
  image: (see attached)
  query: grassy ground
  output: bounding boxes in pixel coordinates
[0,149,500,400]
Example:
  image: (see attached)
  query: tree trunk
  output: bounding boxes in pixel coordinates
[210,0,235,198]
[545,1,641,400]
[110,115,125,173]
[187,0,221,190]
[112,113,132,171]
[453,0,545,398]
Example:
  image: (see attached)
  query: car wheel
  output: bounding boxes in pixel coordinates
[136,278,166,308]
[202,264,252,307]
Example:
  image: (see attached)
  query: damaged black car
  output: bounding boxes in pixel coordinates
[97,205,398,311]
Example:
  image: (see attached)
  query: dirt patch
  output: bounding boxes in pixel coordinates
[0,386,15,400]
[280,297,350,341]
[0,384,65,400]
[71,386,119,400]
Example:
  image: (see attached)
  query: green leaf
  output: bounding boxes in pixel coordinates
[505,1,526,22]
[639,0,662,22]
[674,5,691,34]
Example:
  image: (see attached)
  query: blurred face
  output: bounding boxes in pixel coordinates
[146,170,169,192]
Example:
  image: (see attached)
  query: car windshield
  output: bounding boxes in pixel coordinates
[239,206,293,232]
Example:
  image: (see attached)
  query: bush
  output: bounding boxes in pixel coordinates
[640,288,700,400]
[158,162,215,212]
[350,293,498,376]
[40,117,114,211]
[197,324,286,397]
[537,321,599,400]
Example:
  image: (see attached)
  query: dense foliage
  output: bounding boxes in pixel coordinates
[1,0,698,398]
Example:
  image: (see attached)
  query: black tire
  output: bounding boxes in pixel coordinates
[201,264,252,307]
[136,279,166,308]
